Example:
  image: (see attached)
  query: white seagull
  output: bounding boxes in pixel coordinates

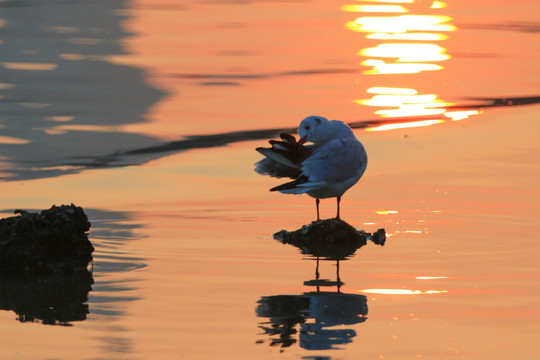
[255,116,367,221]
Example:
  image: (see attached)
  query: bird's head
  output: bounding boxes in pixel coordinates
[298,116,330,145]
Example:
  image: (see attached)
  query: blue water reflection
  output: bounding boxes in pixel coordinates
[0,0,165,180]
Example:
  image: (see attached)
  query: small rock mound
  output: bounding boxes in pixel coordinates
[0,204,94,275]
[274,219,385,259]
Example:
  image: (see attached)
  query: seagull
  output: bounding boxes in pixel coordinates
[255,116,367,221]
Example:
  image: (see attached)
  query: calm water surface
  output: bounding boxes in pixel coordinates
[0,0,539,359]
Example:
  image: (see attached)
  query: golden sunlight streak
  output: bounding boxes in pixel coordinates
[444,110,481,121]
[375,106,445,117]
[359,93,448,107]
[376,210,398,214]
[367,87,416,95]
[358,289,448,295]
[431,1,448,9]
[366,32,447,41]
[366,120,444,131]
[346,15,455,34]
[345,2,481,131]
[358,87,454,118]
[360,59,442,74]
[360,43,450,62]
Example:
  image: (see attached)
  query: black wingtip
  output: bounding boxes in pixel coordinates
[269,175,309,192]
[270,183,292,192]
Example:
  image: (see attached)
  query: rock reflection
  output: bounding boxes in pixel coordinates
[256,220,384,351]
[0,208,145,330]
[0,271,93,326]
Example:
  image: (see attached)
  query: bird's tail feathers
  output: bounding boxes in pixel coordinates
[256,147,298,169]
[256,132,311,170]
[270,176,326,194]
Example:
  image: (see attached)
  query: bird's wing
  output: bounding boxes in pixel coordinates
[255,133,313,179]
[255,157,303,179]
[301,138,367,182]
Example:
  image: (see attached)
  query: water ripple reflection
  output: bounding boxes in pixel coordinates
[88,209,146,309]
[87,209,146,357]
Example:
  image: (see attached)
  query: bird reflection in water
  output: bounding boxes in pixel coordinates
[255,221,385,350]
[256,290,368,350]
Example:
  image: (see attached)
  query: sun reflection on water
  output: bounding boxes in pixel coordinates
[345,1,481,130]
[358,289,448,295]
[345,15,455,36]
[358,275,449,295]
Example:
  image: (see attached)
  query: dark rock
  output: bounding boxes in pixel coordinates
[371,228,386,246]
[273,219,385,259]
[0,204,94,275]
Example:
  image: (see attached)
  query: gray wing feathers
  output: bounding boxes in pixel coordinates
[301,138,367,182]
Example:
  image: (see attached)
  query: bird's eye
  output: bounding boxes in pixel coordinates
[305,125,310,130]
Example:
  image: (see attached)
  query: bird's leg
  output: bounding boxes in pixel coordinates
[316,198,320,221]
[336,196,341,220]
[336,259,342,292]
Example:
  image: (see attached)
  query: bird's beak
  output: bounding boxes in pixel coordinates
[298,135,307,145]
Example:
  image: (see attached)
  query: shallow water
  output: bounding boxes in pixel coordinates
[0,0,539,359]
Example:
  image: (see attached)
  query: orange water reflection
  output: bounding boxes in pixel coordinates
[345,1,481,130]
[0,1,539,359]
